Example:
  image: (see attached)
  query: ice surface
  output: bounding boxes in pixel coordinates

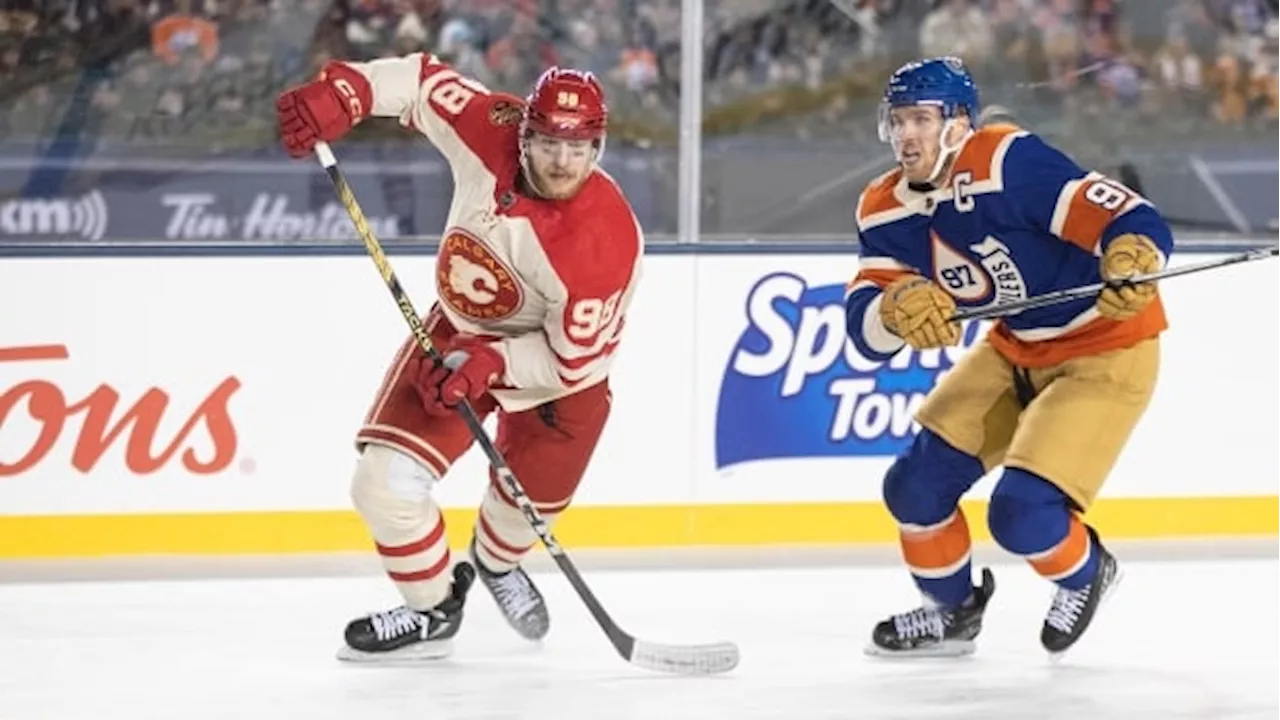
[0,557,1274,719]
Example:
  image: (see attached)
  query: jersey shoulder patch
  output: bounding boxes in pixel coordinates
[441,91,521,175]
[486,93,525,127]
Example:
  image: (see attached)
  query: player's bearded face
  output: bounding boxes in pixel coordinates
[887,106,945,183]
[526,133,597,199]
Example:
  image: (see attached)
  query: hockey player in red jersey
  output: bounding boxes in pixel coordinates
[844,57,1173,658]
[276,57,643,661]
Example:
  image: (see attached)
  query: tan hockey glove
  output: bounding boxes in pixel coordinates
[879,275,961,349]
[1097,233,1162,321]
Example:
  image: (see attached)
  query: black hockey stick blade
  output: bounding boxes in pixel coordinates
[951,246,1278,323]
[314,141,740,676]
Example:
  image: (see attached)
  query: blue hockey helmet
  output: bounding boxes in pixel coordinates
[877,57,981,144]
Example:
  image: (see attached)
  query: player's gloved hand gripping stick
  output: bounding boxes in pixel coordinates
[312,141,740,676]
[950,246,1278,323]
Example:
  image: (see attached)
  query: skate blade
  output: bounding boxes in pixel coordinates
[1047,566,1126,663]
[336,639,454,664]
[510,625,548,643]
[864,639,976,659]
[505,615,549,643]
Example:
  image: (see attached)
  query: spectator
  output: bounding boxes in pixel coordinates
[1209,50,1250,122]
[918,0,995,72]
[614,30,658,92]
[1,0,1276,149]
[1152,31,1207,115]
[150,0,219,65]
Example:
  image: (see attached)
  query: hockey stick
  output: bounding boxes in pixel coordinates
[312,141,739,676]
[951,246,1278,323]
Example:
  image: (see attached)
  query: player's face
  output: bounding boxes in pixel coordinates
[888,105,945,183]
[526,133,597,199]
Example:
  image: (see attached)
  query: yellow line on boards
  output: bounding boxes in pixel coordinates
[0,496,1274,558]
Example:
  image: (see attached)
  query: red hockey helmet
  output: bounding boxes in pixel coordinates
[523,67,608,142]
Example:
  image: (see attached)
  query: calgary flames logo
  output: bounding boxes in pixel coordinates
[436,229,523,322]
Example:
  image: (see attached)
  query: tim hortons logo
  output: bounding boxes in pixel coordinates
[436,230,523,322]
[0,344,241,476]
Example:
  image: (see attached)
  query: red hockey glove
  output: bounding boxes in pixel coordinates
[409,337,506,417]
[275,62,371,159]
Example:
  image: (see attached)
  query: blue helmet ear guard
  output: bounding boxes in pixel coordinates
[877,56,982,143]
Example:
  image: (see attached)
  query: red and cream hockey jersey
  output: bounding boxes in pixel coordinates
[338,53,644,412]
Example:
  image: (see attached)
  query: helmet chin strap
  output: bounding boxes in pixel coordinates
[923,118,971,185]
[518,148,548,198]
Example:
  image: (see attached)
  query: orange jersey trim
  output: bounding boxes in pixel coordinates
[846,267,912,293]
[855,168,905,227]
[949,123,1023,184]
[1049,173,1150,254]
[987,297,1167,368]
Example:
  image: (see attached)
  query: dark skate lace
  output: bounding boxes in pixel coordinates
[1046,585,1091,634]
[489,570,541,620]
[369,606,426,642]
[892,606,946,640]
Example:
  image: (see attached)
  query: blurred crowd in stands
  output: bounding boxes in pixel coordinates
[0,0,1275,149]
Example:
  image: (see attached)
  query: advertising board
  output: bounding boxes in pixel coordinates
[0,252,1274,557]
[0,149,658,243]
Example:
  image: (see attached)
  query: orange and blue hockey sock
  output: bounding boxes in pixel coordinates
[988,468,1098,590]
[899,507,976,607]
[882,430,987,607]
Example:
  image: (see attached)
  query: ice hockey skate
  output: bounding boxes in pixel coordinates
[470,539,550,641]
[1041,527,1123,658]
[337,561,476,663]
[866,567,996,658]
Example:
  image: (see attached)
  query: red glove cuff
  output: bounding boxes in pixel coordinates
[317,62,374,124]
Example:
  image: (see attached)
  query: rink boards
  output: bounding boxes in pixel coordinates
[0,250,1275,557]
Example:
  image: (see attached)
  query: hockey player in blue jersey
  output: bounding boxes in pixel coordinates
[844,57,1174,657]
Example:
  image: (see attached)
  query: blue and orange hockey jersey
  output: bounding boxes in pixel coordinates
[845,124,1175,369]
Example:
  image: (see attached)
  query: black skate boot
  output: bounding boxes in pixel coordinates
[337,561,476,662]
[1040,526,1122,657]
[469,539,549,641]
[866,567,996,658]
